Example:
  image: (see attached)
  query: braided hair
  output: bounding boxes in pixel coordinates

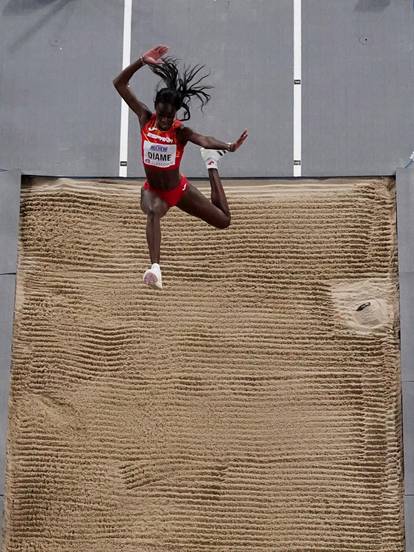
[148,56,212,121]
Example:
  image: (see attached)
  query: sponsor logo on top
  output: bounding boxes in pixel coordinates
[147,131,174,144]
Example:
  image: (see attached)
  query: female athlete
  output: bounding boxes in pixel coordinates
[113,44,248,288]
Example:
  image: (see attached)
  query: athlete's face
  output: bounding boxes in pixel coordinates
[155,102,176,131]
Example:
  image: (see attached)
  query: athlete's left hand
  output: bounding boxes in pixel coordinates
[229,129,248,152]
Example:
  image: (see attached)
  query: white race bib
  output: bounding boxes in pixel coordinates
[143,140,177,168]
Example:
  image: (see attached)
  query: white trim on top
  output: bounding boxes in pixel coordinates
[293,0,302,177]
[118,0,132,177]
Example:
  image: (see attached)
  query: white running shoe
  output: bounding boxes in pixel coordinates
[143,263,162,289]
[200,147,227,170]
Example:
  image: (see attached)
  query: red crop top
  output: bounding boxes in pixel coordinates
[141,114,186,171]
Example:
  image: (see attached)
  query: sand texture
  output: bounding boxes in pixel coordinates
[3,176,403,551]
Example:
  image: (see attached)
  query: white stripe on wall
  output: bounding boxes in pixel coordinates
[118,0,132,177]
[293,0,302,177]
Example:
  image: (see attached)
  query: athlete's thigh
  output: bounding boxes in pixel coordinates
[140,187,169,217]
[176,182,228,227]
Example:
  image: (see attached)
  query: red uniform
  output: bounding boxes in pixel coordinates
[141,114,189,207]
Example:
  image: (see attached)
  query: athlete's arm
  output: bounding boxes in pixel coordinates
[180,127,248,152]
[113,57,152,128]
[113,45,168,129]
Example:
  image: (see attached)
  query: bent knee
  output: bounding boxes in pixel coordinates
[141,189,168,218]
[141,202,168,218]
[141,204,157,217]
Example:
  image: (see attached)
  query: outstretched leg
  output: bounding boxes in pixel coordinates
[176,149,231,228]
[141,187,169,263]
[140,187,169,288]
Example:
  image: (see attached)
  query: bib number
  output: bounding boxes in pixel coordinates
[144,141,177,168]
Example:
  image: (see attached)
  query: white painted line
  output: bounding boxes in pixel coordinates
[293,0,302,177]
[118,0,132,177]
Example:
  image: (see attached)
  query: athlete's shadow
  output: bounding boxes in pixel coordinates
[3,0,78,53]
[354,0,391,12]
[2,0,76,15]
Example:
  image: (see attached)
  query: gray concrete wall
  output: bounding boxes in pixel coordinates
[1,1,413,177]
[396,167,414,552]
[302,0,414,176]
[0,0,123,176]
[128,0,293,178]
[0,170,21,546]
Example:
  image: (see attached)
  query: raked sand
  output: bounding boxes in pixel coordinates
[2,176,403,551]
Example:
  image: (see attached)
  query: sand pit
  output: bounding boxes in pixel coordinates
[3,176,403,551]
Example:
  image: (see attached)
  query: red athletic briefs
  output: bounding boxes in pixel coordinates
[143,174,189,207]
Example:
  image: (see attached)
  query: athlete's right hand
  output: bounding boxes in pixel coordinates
[142,45,169,65]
